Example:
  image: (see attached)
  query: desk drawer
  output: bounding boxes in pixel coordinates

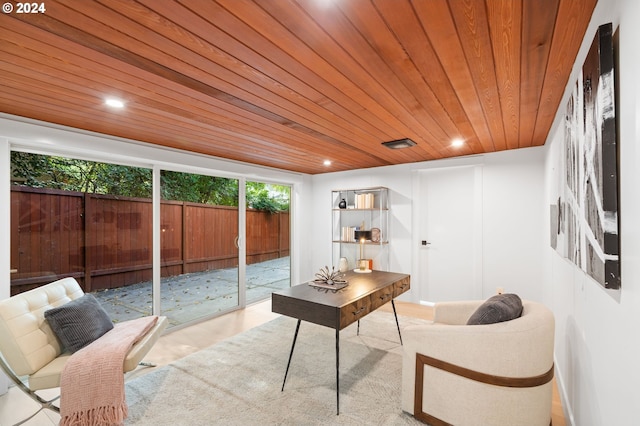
[370,287,394,310]
[339,298,370,329]
[393,277,411,297]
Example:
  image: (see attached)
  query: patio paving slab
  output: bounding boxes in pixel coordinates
[93,257,290,326]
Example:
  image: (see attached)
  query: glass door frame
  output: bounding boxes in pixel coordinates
[244,179,292,305]
[238,176,247,308]
[152,166,248,326]
[3,132,300,328]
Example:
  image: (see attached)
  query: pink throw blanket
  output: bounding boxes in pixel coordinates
[59,316,158,426]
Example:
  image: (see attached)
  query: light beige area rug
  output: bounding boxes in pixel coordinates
[125,310,427,425]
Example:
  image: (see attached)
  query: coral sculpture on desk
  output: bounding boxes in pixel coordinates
[315,266,345,285]
[309,266,348,290]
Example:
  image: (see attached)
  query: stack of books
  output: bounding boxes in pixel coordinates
[341,226,356,242]
[355,193,374,209]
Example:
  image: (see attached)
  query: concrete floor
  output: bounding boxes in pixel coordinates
[92,256,290,328]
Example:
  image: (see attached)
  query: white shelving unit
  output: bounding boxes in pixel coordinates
[331,187,389,271]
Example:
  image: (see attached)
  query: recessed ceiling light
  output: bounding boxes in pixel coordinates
[324,160,332,166]
[381,138,416,149]
[316,0,337,8]
[451,138,464,148]
[105,98,125,108]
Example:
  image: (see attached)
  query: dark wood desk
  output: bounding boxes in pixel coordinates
[272,270,410,414]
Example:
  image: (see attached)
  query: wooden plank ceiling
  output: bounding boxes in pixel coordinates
[0,0,596,174]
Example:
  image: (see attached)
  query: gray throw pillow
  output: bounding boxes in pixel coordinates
[44,293,114,353]
[466,293,523,325]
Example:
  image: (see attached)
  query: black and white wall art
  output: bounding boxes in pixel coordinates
[553,22,620,291]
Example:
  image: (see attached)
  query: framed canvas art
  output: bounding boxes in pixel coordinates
[555,22,620,291]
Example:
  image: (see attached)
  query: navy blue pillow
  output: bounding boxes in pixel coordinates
[45,294,114,353]
[467,294,523,325]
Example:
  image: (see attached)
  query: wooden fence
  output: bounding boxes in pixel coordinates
[10,186,289,295]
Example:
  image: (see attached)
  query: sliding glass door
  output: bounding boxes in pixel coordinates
[9,152,154,321]
[160,171,239,324]
[245,181,290,304]
[9,151,291,329]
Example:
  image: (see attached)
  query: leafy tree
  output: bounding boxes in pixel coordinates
[11,152,152,197]
[91,164,152,198]
[160,171,238,205]
[246,182,290,212]
[11,152,290,211]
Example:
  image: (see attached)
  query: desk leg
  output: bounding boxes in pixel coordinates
[391,299,403,345]
[281,319,301,391]
[336,328,340,415]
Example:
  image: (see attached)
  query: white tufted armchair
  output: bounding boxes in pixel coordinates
[0,277,167,424]
[401,299,555,426]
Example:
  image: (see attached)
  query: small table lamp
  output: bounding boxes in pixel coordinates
[353,230,372,272]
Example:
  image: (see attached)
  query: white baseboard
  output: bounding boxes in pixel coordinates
[554,356,575,426]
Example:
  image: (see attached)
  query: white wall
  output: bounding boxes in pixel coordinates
[482,149,546,300]
[542,0,640,424]
[310,147,546,303]
[310,163,416,282]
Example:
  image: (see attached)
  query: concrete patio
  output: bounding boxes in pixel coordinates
[93,256,290,328]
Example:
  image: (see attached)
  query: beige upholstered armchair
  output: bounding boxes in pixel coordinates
[401,299,555,426]
[0,277,167,424]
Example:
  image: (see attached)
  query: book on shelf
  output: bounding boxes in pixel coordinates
[355,193,375,209]
[341,226,355,242]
